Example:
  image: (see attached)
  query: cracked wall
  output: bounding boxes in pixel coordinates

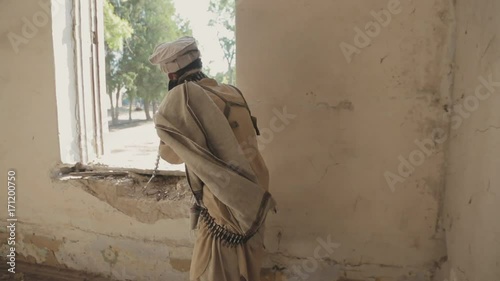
[0,1,193,280]
[237,0,454,280]
[444,0,500,280]
[1,0,498,280]
[68,174,191,223]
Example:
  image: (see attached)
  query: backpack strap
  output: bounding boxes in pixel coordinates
[194,82,260,135]
[185,165,204,205]
[228,85,261,136]
[196,83,238,118]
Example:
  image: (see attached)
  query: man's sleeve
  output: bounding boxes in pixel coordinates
[154,88,184,165]
[158,140,184,164]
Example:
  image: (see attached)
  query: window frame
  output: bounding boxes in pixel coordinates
[72,0,107,163]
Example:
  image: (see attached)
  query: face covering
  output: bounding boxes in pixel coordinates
[168,79,178,91]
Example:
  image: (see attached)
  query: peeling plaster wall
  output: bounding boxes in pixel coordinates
[444,0,500,280]
[237,0,454,280]
[3,0,497,281]
[0,1,192,280]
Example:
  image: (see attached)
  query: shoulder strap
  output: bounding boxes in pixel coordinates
[194,82,236,119]
[193,82,260,135]
[228,85,260,136]
[185,165,204,205]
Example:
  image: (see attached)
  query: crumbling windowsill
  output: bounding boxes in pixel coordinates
[56,162,186,180]
[52,163,191,223]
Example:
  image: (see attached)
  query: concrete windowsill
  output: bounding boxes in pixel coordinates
[52,163,191,223]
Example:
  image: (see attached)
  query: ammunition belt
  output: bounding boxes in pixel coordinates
[199,208,251,247]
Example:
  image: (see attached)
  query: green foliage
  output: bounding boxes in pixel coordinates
[208,0,236,84]
[103,0,133,51]
[104,0,192,120]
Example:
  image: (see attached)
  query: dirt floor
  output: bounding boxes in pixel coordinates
[99,107,185,172]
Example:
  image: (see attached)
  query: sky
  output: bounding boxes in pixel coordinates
[171,0,228,74]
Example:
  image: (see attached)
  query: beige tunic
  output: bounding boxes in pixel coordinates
[155,78,271,281]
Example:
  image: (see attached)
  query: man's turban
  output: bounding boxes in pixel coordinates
[149,36,200,74]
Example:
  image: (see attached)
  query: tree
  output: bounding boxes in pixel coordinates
[109,0,192,120]
[103,0,133,50]
[105,0,192,122]
[104,0,133,124]
[208,0,236,84]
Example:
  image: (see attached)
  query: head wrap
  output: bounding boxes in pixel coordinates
[149,36,200,74]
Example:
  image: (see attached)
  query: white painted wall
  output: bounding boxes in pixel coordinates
[52,0,80,164]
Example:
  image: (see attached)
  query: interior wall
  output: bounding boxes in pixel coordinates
[0,1,192,280]
[237,0,455,280]
[444,0,500,280]
[3,0,498,280]
[52,0,80,164]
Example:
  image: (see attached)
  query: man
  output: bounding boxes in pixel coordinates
[149,36,276,281]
